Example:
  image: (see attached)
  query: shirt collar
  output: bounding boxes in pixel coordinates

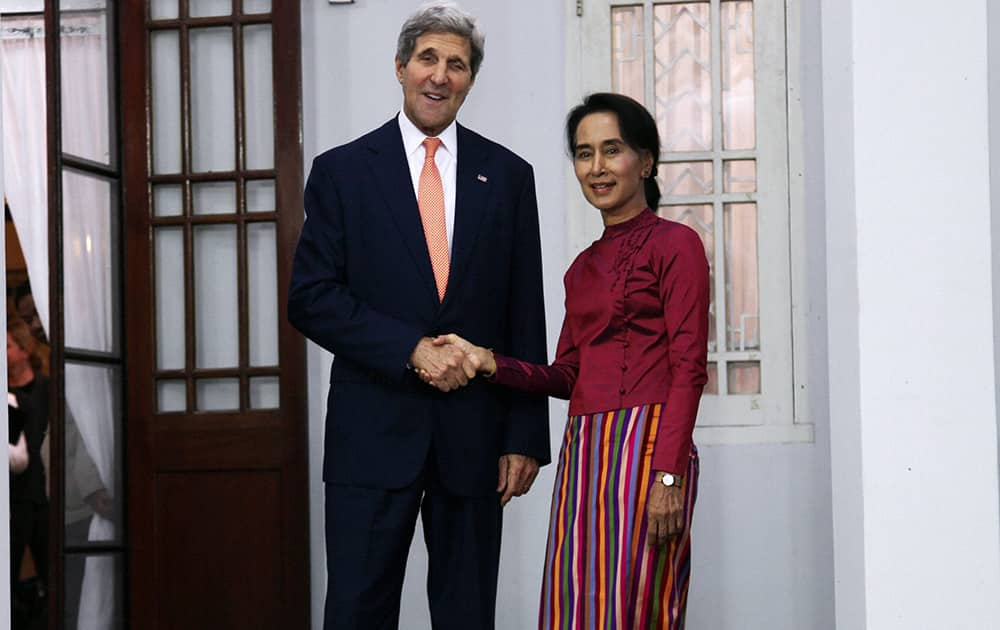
[601,208,657,240]
[398,110,458,160]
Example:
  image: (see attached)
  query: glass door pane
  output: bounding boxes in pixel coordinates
[154,227,185,371]
[247,222,278,366]
[150,0,178,21]
[190,27,235,173]
[243,25,274,170]
[64,363,123,545]
[60,1,114,166]
[62,169,119,354]
[63,553,125,630]
[150,30,182,174]
[189,0,232,18]
[193,224,239,369]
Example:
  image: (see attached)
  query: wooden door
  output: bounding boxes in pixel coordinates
[120,1,308,628]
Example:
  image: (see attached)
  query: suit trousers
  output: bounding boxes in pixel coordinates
[324,455,503,630]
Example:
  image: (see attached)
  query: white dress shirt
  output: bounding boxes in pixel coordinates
[398,111,458,255]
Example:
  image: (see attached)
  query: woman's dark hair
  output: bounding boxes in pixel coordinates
[566,92,661,209]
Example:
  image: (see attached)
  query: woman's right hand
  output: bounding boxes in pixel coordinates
[9,431,28,474]
[432,334,496,378]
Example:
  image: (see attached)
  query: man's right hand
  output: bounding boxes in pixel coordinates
[433,334,495,376]
[410,337,474,392]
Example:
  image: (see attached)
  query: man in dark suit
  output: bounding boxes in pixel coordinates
[288,3,550,628]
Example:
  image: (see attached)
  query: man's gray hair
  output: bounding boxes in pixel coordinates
[396,1,485,79]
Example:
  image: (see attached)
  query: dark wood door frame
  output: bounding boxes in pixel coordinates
[43,2,68,626]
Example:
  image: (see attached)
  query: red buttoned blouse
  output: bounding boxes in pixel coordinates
[493,208,710,474]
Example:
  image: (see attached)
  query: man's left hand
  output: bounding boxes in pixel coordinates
[497,454,539,506]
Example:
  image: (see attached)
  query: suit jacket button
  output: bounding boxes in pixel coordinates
[619,387,626,395]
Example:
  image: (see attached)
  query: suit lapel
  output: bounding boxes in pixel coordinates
[443,124,491,308]
[364,118,438,300]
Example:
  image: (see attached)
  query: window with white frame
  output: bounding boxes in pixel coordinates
[571,0,812,443]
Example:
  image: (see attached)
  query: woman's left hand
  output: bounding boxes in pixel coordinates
[646,471,684,546]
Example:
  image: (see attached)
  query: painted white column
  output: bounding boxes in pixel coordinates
[824,0,1000,628]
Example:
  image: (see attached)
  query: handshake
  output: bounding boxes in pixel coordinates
[410,334,498,392]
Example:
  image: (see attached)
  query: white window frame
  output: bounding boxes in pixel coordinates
[565,0,813,444]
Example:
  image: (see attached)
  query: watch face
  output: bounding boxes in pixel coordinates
[661,473,676,487]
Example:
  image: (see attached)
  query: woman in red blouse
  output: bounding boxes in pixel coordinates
[429,93,709,629]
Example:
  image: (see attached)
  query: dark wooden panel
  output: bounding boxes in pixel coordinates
[156,471,282,630]
[152,423,283,469]
[121,0,157,624]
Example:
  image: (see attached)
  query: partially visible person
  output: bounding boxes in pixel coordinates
[13,285,49,376]
[427,93,710,629]
[8,318,50,629]
[14,288,44,345]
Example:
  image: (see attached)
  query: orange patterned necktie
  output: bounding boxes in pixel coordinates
[418,137,449,301]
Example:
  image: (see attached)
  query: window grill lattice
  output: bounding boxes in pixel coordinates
[611,1,760,396]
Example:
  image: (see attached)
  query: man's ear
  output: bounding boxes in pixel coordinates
[395,56,405,83]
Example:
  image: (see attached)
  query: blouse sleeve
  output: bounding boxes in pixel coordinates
[491,311,578,400]
[652,226,710,474]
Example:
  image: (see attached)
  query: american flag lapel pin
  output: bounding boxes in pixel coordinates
[477,174,488,183]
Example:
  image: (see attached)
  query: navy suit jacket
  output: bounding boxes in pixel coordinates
[288,117,550,496]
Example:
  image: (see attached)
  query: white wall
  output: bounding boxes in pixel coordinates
[992,0,1000,563]
[826,0,1000,627]
[821,1,867,626]
[301,1,834,628]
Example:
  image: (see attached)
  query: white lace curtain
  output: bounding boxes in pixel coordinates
[2,17,49,333]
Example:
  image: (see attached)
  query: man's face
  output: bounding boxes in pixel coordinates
[396,32,474,137]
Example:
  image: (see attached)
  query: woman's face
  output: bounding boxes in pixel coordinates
[572,111,653,218]
[6,332,28,371]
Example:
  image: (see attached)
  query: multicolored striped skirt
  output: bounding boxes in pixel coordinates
[538,403,699,630]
